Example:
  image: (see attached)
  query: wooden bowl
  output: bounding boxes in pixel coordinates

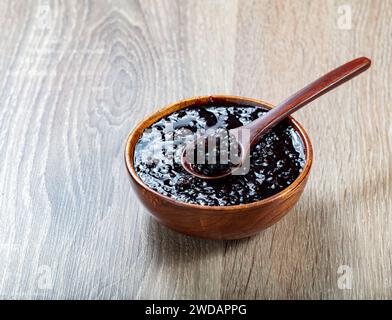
[125,96,313,240]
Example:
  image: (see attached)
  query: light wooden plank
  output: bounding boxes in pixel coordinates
[0,0,390,299]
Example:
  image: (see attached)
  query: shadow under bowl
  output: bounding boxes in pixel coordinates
[125,95,313,240]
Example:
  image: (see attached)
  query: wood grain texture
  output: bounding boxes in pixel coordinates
[0,0,390,299]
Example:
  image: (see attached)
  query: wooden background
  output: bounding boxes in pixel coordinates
[0,0,391,299]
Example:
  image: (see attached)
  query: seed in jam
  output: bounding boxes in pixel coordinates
[134,102,305,206]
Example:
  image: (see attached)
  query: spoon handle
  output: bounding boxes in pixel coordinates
[243,57,371,145]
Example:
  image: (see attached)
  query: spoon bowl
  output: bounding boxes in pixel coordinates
[181,134,243,179]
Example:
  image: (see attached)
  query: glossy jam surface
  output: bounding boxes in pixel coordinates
[134,102,305,206]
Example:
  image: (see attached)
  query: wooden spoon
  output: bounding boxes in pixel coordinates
[181,57,371,179]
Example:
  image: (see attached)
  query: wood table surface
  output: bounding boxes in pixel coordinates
[0,0,391,299]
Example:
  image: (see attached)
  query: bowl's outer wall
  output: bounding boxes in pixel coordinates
[129,174,309,240]
[126,96,312,240]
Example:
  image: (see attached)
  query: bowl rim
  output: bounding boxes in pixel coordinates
[124,95,313,211]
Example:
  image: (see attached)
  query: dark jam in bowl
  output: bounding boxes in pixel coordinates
[133,103,306,206]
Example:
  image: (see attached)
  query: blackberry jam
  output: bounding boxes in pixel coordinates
[134,102,305,206]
